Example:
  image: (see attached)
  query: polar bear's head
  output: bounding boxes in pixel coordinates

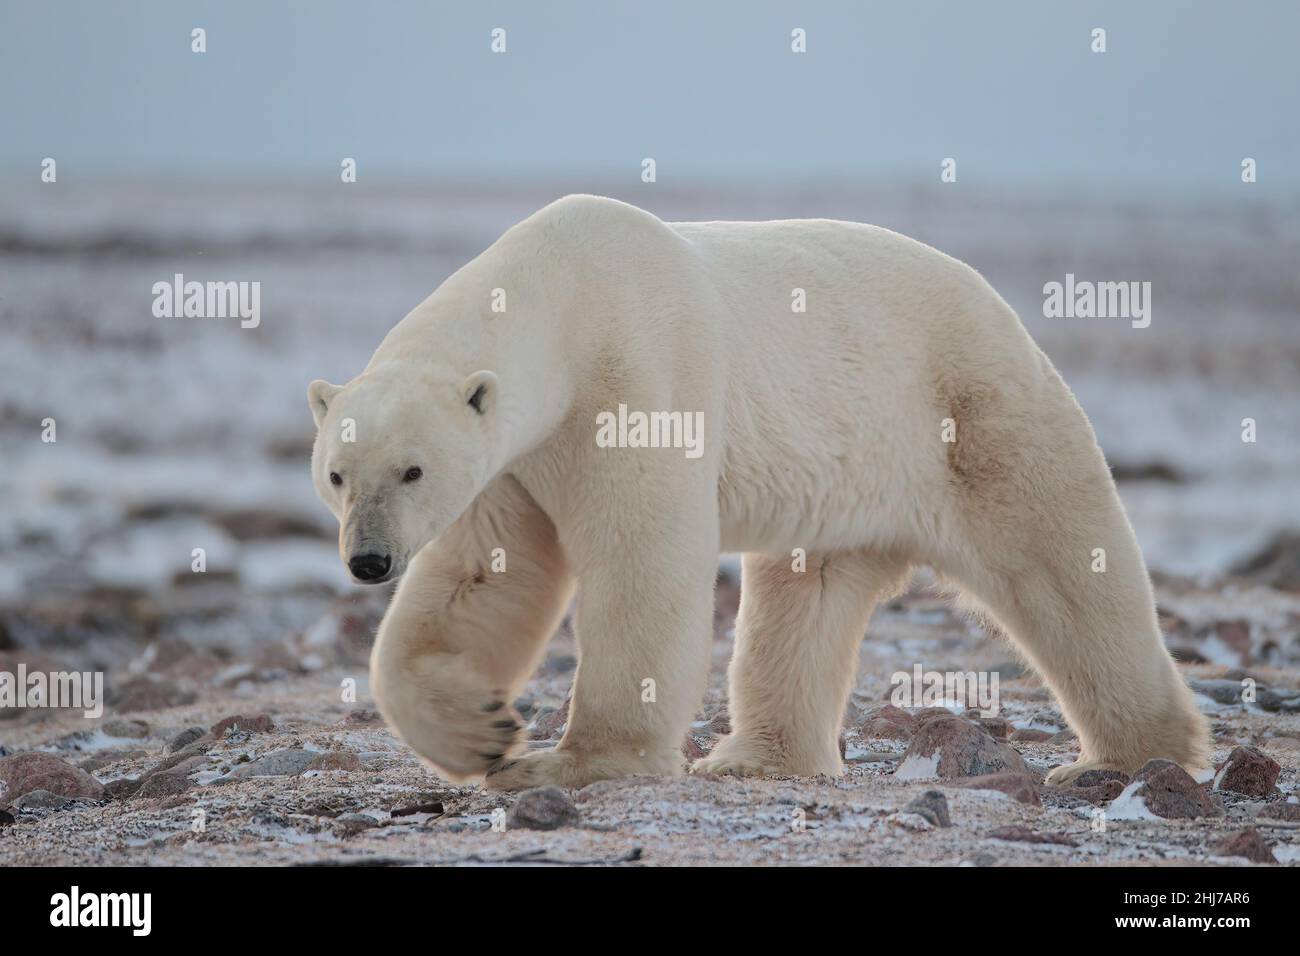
[307,364,499,584]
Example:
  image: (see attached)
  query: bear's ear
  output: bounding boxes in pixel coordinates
[308,379,342,427]
[460,370,498,417]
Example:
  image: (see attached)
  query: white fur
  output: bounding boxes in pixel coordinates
[308,195,1208,790]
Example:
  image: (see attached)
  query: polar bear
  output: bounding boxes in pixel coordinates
[307,194,1207,791]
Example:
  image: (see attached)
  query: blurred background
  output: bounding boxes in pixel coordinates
[1,0,1298,695]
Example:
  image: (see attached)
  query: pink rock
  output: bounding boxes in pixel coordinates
[1010,728,1054,743]
[0,752,104,801]
[210,713,275,737]
[1214,746,1280,797]
[1211,828,1276,864]
[987,825,1077,846]
[307,751,363,772]
[898,715,1028,779]
[528,700,569,740]
[681,735,708,761]
[951,772,1042,806]
[968,716,1011,740]
[859,704,917,740]
[1127,759,1224,819]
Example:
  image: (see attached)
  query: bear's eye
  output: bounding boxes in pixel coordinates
[329,472,342,486]
[403,466,423,483]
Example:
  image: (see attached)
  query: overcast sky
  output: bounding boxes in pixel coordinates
[3,0,1297,195]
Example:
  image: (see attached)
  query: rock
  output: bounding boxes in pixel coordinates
[137,771,192,798]
[967,715,1011,739]
[211,713,275,737]
[951,772,1042,806]
[987,825,1077,846]
[1010,728,1054,743]
[895,715,1027,779]
[1044,780,1125,805]
[1073,768,1130,788]
[1213,746,1280,796]
[682,735,708,761]
[15,789,70,811]
[108,676,197,713]
[512,696,536,718]
[307,751,362,772]
[704,709,731,736]
[0,808,13,826]
[338,708,383,726]
[903,790,951,827]
[391,800,445,817]
[151,739,212,774]
[1211,828,1276,864]
[102,777,143,800]
[1111,759,1224,820]
[506,786,579,830]
[1189,678,1249,706]
[1230,530,1300,591]
[1257,802,1300,822]
[335,812,379,831]
[228,748,317,778]
[1256,687,1300,713]
[0,752,105,802]
[859,704,918,740]
[528,701,568,740]
[77,750,147,773]
[166,727,207,753]
[102,718,149,739]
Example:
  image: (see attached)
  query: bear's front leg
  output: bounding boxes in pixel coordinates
[370,476,572,782]
[485,503,718,791]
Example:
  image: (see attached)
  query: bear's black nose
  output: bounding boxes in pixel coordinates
[349,553,392,581]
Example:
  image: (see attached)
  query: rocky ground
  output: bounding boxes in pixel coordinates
[2,562,1298,867]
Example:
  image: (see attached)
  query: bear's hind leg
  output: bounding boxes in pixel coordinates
[692,550,911,778]
[934,487,1208,783]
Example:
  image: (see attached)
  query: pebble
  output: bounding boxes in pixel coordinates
[950,772,1042,806]
[1010,728,1054,743]
[102,718,150,739]
[336,812,380,831]
[859,704,917,741]
[229,748,317,778]
[101,777,143,800]
[528,702,568,740]
[1257,802,1300,822]
[166,727,207,753]
[136,771,192,798]
[306,751,363,772]
[14,789,71,811]
[210,713,275,737]
[506,786,580,830]
[1210,828,1276,864]
[987,825,1077,846]
[902,790,951,827]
